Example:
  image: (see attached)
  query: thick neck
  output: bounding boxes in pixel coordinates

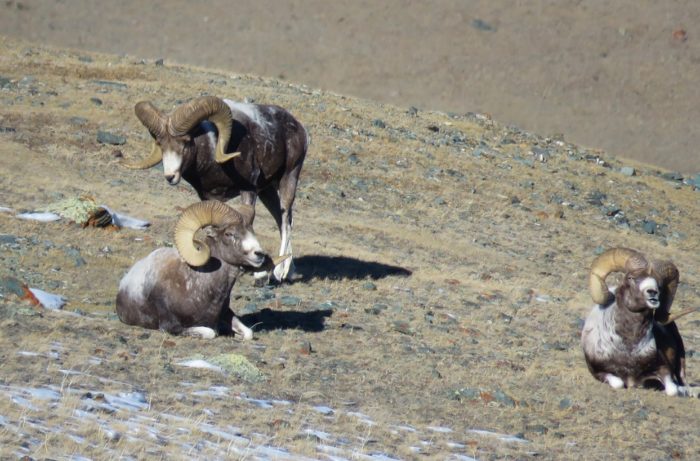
[613,298,654,344]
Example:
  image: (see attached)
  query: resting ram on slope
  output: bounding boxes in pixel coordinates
[116,201,284,340]
[124,96,308,282]
[580,247,693,396]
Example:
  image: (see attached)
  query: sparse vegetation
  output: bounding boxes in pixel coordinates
[0,36,698,459]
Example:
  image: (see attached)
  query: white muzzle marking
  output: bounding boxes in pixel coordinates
[640,277,660,309]
[241,232,264,267]
[162,150,183,185]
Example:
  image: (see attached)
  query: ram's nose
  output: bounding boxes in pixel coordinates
[165,174,180,185]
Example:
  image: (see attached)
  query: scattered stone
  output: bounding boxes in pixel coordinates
[526,424,549,435]
[559,397,572,409]
[0,276,25,297]
[239,302,258,315]
[620,166,635,176]
[372,119,386,129]
[492,389,516,407]
[155,58,165,66]
[0,126,16,133]
[392,320,414,335]
[586,191,606,206]
[365,303,388,315]
[0,234,17,244]
[472,18,496,32]
[362,281,377,291]
[660,171,683,182]
[63,247,86,267]
[279,295,301,306]
[434,196,446,206]
[407,106,419,116]
[642,220,657,234]
[69,116,88,126]
[90,97,103,106]
[297,340,313,355]
[78,55,93,63]
[97,130,126,145]
[0,76,11,88]
[91,80,128,90]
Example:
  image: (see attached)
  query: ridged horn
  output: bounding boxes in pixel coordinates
[652,260,680,316]
[169,96,238,164]
[589,248,647,305]
[124,101,167,169]
[174,201,240,267]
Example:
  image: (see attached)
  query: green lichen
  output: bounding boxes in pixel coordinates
[209,353,265,383]
[44,196,100,224]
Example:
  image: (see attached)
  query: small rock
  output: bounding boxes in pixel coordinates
[0,76,11,88]
[279,295,301,306]
[0,276,26,297]
[620,166,635,176]
[372,119,386,129]
[493,389,516,407]
[239,302,258,315]
[434,196,446,206]
[586,191,606,206]
[472,18,496,32]
[0,234,17,244]
[64,247,86,267]
[365,303,388,315]
[660,171,683,182]
[407,106,419,116]
[69,116,88,126]
[90,97,103,106]
[97,130,126,145]
[526,424,549,435]
[642,220,657,234]
[78,55,93,63]
[0,126,16,133]
[392,320,414,335]
[155,58,165,66]
[297,340,313,355]
[362,281,377,291]
[559,397,572,409]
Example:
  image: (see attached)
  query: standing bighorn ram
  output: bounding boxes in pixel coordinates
[116,201,284,339]
[581,247,693,396]
[124,96,308,282]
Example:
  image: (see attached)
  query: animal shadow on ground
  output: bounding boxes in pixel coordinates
[238,308,333,333]
[293,255,412,282]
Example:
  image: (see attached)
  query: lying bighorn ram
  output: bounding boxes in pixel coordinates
[116,201,285,339]
[581,248,693,396]
[124,96,308,282]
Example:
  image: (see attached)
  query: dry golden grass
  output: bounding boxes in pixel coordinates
[0,35,699,460]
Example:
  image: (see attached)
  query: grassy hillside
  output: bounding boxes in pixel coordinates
[0,36,698,460]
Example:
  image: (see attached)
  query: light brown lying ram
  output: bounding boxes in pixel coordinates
[116,201,284,340]
[581,247,696,396]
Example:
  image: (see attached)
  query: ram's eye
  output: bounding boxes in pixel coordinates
[225,232,237,240]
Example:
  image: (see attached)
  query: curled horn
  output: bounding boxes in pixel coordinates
[589,248,647,305]
[169,96,239,164]
[652,260,680,319]
[174,201,241,267]
[124,101,167,169]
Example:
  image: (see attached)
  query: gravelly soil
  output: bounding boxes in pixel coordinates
[0,37,699,460]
